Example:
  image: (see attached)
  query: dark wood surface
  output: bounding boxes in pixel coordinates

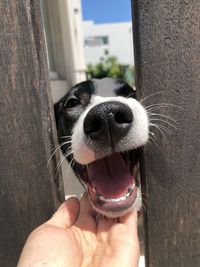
[132,0,200,266]
[0,1,64,266]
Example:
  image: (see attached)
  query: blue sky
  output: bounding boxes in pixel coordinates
[81,0,132,24]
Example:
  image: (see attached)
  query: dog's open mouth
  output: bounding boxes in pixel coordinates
[77,149,140,216]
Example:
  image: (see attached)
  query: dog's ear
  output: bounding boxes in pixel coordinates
[54,101,60,129]
[54,99,70,143]
[54,100,66,141]
[115,79,137,99]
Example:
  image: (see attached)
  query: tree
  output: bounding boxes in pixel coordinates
[86,50,135,86]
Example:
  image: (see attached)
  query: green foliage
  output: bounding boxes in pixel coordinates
[86,50,135,86]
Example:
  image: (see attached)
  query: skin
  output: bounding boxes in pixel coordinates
[17,194,140,267]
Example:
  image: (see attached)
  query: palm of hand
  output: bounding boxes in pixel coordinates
[17,196,139,267]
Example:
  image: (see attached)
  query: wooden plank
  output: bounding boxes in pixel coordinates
[0,1,65,266]
[132,0,200,266]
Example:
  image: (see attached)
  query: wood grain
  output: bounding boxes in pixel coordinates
[132,0,200,266]
[0,1,64,266]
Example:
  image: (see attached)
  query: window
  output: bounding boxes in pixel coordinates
[84,36,109,47]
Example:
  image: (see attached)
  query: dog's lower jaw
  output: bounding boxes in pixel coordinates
[73,151,142,218]
[88,187,142,218]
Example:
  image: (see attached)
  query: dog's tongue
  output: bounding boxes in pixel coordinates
[87,153,133,198]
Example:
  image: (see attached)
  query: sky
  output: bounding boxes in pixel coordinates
[81,0,132,24]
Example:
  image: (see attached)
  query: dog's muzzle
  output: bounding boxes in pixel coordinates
[71,96,149,217]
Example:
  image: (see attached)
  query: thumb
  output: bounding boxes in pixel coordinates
[47,196,80,228]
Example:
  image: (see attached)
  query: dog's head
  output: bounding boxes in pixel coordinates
[55,78,149,217]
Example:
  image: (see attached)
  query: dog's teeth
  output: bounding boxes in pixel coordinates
[92,187,97,193]
[128,188,132,194]
[98,193,130,203]
[95,184,136,203]
[99,196,125,203]
[90,185,97,193]
[128,183,135,193]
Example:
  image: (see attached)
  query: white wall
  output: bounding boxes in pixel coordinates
[42,0,86,87]
[83,21,134,66]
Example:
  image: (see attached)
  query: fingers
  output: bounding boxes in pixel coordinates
[74,193,97,233]
[78,192,94,218]
[119,209,138,227]
[47,196,80,228]
[97,215,118,242]
[119,210,140,266]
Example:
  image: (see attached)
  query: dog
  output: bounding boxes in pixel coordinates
[54,78,149,218]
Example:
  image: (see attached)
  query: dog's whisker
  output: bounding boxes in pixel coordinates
[63,158,79,182]
[156,124,173,135]
[148,139,158,146]
[149,123,168,140]
[154,124,172,136]
[65,149,74,159]
[149,118,177,129]
[147,112,179,125]
[146,107,167,113]
[69,157,76,169]
[51,141,71,151]
[49,141,71,152]
[145,103,182,112]
[142,203,147,213]
[47,141,72,166]
[54,153,67,178]
[54,148,75,179]
[126,91,136,99]
[61,135,72,139]
[149,121,172,134]
[56,153,67,171]
[137,196,147,213]
[149,131,156,138]
[67,159,88,190]
[148,132,158,146]
[140,91,164,104]
[65,145,72,152]
[50,143,61,152]
[147,138,156,146]
[69,157,74,168]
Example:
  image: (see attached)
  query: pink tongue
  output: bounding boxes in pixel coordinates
[87,153,133,198]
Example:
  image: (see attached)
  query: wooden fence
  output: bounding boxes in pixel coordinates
[0,0,200,266]
[132,0,200,266]
[0,1,64,266]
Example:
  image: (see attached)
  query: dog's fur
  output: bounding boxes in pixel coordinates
[55,78,149,217]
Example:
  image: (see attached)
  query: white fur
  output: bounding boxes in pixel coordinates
[72,95,149,164]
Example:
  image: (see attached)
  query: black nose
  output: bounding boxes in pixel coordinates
[84,101,133,145]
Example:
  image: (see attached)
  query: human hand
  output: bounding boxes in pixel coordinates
[17,194,140,267]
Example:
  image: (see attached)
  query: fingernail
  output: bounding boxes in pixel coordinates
[65,194,78,200]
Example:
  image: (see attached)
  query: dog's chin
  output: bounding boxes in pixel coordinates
[76,149,141,218]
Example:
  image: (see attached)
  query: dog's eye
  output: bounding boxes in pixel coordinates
[64,98,81,108]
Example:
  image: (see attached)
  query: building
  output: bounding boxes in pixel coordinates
[41,0,87,102]
[83,20,134,66]
[41,0,85,195]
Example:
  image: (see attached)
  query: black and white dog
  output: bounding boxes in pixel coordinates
[54,78,149,218]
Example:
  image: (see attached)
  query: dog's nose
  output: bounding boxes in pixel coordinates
[84,101,133,145]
